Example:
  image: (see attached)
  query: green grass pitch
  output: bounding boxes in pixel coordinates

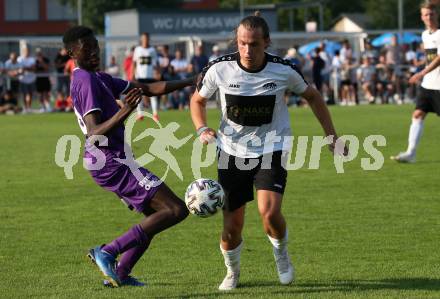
[0,104,439,298]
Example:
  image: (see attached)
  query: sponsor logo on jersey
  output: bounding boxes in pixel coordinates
[225,94,276,126]
[228,83,240,88]
[425,48,437,65]
[263,82,277,90]
[139,56,152,65]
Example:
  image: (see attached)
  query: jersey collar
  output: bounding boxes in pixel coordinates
[236,52,268,73]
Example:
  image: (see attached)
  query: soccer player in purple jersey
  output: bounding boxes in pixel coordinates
[63,26,193,287]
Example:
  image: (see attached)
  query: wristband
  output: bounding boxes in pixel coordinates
[197,126,209,136]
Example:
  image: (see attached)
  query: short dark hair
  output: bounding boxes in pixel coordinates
[141,32,150,38]
[63,26,94,52]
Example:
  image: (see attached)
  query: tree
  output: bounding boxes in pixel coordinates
[219,0,424,31]
[58,0,181,33]
[365,0,423,29]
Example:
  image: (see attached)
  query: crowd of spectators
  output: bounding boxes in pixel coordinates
[286,37,425,106]
[0,35,427,115]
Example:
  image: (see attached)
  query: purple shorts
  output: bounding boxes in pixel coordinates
[87,149,162,212]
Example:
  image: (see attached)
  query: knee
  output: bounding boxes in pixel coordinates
[161,198,188,223]
[171,200,189,223]
[260,208,281,226]
[413,110,426,120]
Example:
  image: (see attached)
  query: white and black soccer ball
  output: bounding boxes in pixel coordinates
[184,178,225,218]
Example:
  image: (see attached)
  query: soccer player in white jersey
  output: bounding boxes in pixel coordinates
[392,2,440,163]
[132,32,160,121]
[190,12,345,290]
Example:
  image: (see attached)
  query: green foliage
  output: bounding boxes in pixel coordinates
[220,0,425,30]
[58,0,181,33]
[365,0,423,29]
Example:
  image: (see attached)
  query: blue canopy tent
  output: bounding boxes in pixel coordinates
[298,40,341,56]
[371,32,422,47]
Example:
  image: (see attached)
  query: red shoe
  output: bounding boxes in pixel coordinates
[136,115,144,121]
[152,114,159,122]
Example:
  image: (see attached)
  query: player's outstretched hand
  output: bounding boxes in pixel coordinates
[409,72,423,84]
[125,88,143,109]
[199,128,217,145]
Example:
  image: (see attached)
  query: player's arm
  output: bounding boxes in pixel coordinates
[409,55,440,83]
[301,86,346,155]
[190,89,216,144]
[83,88,142,140]
[129,76,196,97]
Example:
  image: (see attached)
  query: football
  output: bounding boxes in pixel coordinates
[184,178,225,217]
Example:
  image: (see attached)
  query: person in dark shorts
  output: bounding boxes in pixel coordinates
[63,25,195,287]
[54,47,71,105]
[190,11,346,291]
[392,2,440,163]
[35,48,52,112]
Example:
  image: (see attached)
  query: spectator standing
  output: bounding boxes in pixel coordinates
[123,46,135,81]
[54,47,70,105]
[0,60,4,94]
[106,55,120,77]
[18,47,36,113]
[132,32,160,121]
[190,45,209,74]
[362,40,379,64]
[340,57,356,106]
[4,52,22,100]
[209,45,221,62]
[35,48,52,112]
[312,47,325,92]
[331,50,342,103]
[340,39,353,63]
[284,48,301,68]
[357,56,377,103]
[170,49,189,80]
[384,35,404,103]
[158,45,174,77]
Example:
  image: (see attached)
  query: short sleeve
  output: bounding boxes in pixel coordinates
[74,73,102,117]
[287,66,308,95]
[133,47,139,62]
[111,76,130,98]
[197,65,218,99]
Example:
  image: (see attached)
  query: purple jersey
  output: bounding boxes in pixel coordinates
[71,68,129,152]
[70,68,161,212]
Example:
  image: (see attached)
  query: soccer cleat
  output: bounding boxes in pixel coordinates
[390,152,416,163]
[103,276,146,287]
[152,114,160,122]
[218,271,240,291]
[273,248,295,285]
[87,246,120,287]
[136,115,144,121]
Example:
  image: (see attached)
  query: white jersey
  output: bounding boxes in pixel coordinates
[198,52,308,158]
[421,29,440,90]
[133,46,157,79]
[17,56,36,84]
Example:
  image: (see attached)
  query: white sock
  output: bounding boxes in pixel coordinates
[268,230,288,253]
[137,100,144,116]
[150,96,158,116]
[406,118,424,155]
[220,241,243,274]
